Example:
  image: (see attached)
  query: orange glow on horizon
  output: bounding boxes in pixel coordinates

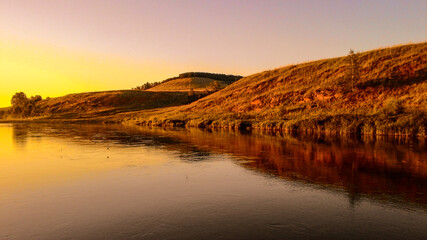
[1,0,425,108]
[0,37,180,108]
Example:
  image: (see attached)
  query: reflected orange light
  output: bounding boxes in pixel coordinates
[0,125,169,196]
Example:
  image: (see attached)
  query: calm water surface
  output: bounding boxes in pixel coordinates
[0,123,426,240]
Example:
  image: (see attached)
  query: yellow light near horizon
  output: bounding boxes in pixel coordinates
[0,39,91,107]
[0,38,177,108]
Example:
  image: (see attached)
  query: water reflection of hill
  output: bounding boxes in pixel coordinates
[11,124,427,207]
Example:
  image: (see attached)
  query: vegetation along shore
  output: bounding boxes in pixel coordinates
[1,42,426,138]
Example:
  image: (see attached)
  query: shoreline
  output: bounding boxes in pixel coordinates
[1,43,425,140]
[2,113,426,139]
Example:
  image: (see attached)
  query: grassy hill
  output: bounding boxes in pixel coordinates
[133,72,243,91]
[128,42,427,137]
[1,42,425,137]
[0,90,191,120]
[147,77,227,92]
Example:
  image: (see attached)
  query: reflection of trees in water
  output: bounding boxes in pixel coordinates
[12,123,427,207]
[12,124,29,149]
[141,128,427,207]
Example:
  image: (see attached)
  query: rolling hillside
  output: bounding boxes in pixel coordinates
[0,90,191,120]
[39,90,193,118]
[147,77,227,92]
[2,42,425,137]
[130,42,427,136]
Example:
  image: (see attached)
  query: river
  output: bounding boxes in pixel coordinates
[0,123,426,240]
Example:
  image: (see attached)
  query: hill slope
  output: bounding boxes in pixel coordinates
[133,72,242,92]
[147,77,226,92]
[39,90,193,118]
[130,42,427,136]
[0,90,191,119]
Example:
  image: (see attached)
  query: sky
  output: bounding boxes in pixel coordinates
[0,0,425,107]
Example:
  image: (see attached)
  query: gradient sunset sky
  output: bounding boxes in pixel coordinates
[0,0,425,107]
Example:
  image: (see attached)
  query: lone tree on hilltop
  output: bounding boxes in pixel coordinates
[346,49,361,89]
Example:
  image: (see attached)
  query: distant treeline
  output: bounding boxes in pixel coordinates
[167,72,243,83]
[133,82,162,90]
[133,72,243,90]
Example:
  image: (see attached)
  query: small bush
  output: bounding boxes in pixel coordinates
[380,98,404,117]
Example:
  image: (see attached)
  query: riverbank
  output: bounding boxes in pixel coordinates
[2,111,426,139]
[122,42,427,137]
[1,42,426,138]
[119,112,426,138]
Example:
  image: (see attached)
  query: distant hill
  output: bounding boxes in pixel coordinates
[147,77,227,92]
[1,43,425,137]
[40,90,194,118]
[0,90,191,119]
[165,72,243,84]
[1,71,243,120]
[135,72,243,92]
[131,42,427,137]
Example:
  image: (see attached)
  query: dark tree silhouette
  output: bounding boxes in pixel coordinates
[10,92,42,117]
[11,92,29,117]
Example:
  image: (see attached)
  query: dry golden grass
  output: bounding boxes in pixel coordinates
[129,42,427,137]
[2,42,425,137]
[147,77,227,92]
[0,90,190,120]
[180,43,425,114]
